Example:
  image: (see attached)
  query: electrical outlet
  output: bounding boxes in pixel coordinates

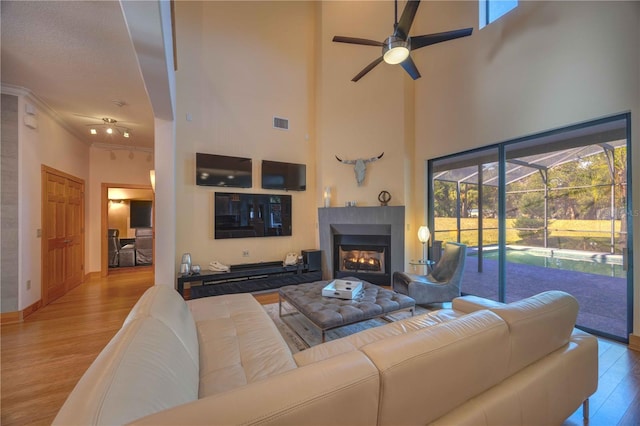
[26,280,31,290]
[242,250,249,257]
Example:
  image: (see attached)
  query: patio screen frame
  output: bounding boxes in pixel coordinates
[426,113,633,343]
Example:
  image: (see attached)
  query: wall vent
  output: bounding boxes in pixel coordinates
[273,116,289,130]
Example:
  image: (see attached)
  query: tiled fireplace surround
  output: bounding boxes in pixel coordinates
[318,206,405,285]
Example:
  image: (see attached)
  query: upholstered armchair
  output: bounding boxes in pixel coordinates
[134,228,153,265]
[393,242,467,305]
[108,229,120,267]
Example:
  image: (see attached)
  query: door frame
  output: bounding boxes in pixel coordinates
[41,165,85,306]
[101,183,155,276]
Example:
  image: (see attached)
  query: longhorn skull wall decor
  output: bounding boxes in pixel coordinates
[335,152,384,186]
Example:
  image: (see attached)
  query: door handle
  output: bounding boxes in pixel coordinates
[64,239,72,243]
[623,247,628,272]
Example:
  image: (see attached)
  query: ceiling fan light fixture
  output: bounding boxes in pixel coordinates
[383,36,410,64]
[106,127,113,135]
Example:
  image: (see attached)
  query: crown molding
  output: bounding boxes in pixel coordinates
[1,83,91,146]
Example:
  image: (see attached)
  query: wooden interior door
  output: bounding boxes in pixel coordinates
[42,166,84,305]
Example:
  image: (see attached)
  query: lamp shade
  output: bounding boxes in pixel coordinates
[417,226,430,243]
[149,170,156,192]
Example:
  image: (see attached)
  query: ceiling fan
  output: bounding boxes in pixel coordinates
[332,0,473,82]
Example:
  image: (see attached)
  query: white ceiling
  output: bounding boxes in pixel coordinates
[1,0,155,150]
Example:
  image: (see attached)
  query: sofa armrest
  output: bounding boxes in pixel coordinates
[452,295,506,313]
[129,351,379,426]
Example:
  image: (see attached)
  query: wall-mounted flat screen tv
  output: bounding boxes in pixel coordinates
[196,153,252,188]
[130,200,153,228]
[214,192,291,239]
[261,160,306,191]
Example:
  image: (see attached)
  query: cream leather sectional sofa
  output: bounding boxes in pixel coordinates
[53,284,598,425]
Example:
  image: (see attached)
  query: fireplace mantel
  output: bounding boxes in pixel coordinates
[318,206,405,285]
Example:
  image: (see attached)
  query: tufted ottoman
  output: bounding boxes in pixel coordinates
[278,279,415,345]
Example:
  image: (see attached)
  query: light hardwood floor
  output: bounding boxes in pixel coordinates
[1,270,638,425]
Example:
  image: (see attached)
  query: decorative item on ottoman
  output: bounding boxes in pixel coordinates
[322,279,363,299]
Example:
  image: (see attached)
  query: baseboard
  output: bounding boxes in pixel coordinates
[85,271,101,281]
[0,299,43,324]
[22,300,42,319]
[629,334,640,352]
[0,311,22,325]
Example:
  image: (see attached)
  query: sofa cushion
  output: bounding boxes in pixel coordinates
[52,317,199,426]
[488,290,579,375]
[131,351,381,426]
[362,310,510,426]
[187,293,297,397]
[294,308,464,366]
[429,329,598,425]
[124,285,199,369]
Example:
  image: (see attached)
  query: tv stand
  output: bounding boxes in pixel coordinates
[177,261,322,299]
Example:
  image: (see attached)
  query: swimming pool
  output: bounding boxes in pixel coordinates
[470,246,625,278]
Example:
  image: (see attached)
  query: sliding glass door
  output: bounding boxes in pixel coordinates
[430,148,500,300]
[428,114,632,342]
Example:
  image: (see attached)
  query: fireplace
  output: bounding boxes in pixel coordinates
[318,206,405,286]
[334,234,391,285]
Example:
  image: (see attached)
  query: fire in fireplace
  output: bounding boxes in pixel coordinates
[339,248,385,274]
[333,234,391,285]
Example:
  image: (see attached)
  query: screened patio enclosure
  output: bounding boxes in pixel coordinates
[428,115,631,342]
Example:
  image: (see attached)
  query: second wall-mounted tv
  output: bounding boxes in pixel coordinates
[196,153,252,188]
[261,160,306,191]
[130,200,153,228]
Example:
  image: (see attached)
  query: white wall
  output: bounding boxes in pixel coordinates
[174,1,319,269]
[16,92,91,310]
[316,0,416,268]
[87,147,154,272]
[412,1,640,337]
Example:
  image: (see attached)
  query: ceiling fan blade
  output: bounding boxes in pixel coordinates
[411,28,473,50]
[333,36,383,47]
[396,0,421,39]
[400,56,421,80]
[352,56,384,82]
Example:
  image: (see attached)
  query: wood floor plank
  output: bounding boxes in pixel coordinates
[0,270,153,426]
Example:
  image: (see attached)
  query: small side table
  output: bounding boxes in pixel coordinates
[409,259,434,274]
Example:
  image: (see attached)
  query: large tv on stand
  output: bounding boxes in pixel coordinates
[214,192,292,239]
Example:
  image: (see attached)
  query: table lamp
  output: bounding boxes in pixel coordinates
[417,226,431,263]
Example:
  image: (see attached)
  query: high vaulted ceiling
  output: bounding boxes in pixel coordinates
[1,0,155,151]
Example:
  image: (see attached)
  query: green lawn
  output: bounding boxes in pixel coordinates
[433,218,623,252]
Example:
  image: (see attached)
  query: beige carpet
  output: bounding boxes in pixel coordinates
[263,301,428,353]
